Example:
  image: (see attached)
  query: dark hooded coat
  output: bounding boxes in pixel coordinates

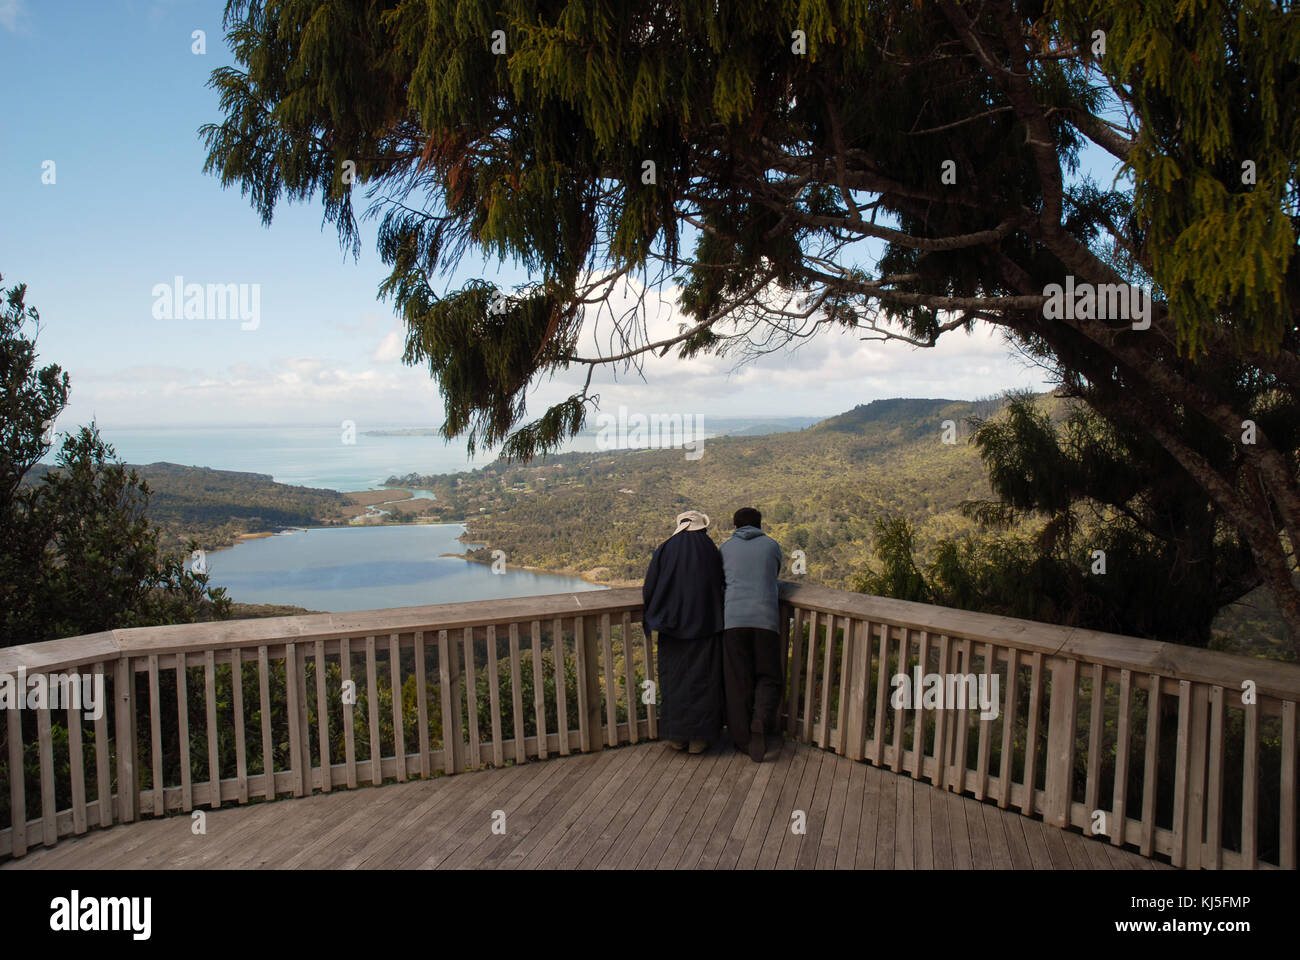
[642,528,725,743]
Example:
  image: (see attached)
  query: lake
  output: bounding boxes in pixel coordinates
[206,523,607,613]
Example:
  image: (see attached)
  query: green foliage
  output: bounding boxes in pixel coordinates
[1051,0,1300,352]
[855,393,1262,647]
[0,278,231,647]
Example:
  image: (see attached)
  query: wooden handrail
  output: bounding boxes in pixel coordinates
[1,582,1296,869]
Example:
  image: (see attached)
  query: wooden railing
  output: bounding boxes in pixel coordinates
[780,583,1300,870]
[2,582,1297,868]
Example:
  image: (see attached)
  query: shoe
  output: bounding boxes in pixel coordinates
[665,739,687,751]
[749,718,765,762]
[688,740,708,754]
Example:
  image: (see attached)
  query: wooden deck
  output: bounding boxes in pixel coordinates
[3,739,1167,870]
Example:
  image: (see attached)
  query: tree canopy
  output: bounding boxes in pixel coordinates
[202,0,1300,645]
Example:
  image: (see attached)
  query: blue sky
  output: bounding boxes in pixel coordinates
[1,0,1061,438]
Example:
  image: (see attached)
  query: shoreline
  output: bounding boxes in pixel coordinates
[455,550,634,588]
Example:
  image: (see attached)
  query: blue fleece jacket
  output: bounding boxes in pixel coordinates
[719,526,782,632]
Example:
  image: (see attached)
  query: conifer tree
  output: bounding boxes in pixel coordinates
[202,0,1300,649]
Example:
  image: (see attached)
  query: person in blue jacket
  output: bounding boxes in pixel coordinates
[719,507,784,762]
[641,510,725,754]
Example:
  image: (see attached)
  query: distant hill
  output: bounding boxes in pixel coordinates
[399,396,1021,586]
[24,461,349,551]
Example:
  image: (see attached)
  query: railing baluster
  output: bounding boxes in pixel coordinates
[94,660,111,829]
[601,613,617,748]
[340,638,356,789]
[1241,696,1259,869]
[1139,674,1162,857]
[67,699,86,835]
[316,640,331,791]
[1186,684,1209,869]
[997,649,1018,808]
[1282,699,1296,870]
[1110,669,1132,845]
[37,706,55,846]
[464,627,480,767]
[1171,679,1192,868]
[232,647,248,804]
[553,618,570,755]
[578,615,603,752]
[801,610,817,744]
[889,627,907,770]
[486,625,504,766]
[953,638,973,796]
[1083,663,1104,824]
[295,643,312,794]
[575,617,591,752]
[437,629,460,774]
[509,622,527,759]
[835,616,853,754]
[933,635,951,790]
[621,613,637,745]
[389,633,406,782]
[974,642,994,801]
[148,654,163,817]
[817,614,836,750]
[114,656,136,824]
[912,631,930,781]
[7,699,26,856]
[414,631,429,778]
[845,619,869,763]
[1022,651,1043,815]
[1205,685,1225,869]
[365,636,381,786]
[176,651,192,811]
[786,608,805,737]
[534,620,550,757]
[259,645,276,799]
[205,649,221,808]
[286,642,305,796]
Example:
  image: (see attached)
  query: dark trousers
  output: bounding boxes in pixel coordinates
[722,627,784,748]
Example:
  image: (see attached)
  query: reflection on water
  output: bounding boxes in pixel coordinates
[207,523,607,613]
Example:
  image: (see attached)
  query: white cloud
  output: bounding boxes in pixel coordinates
[0,0,21,31]
[372,329,404,364]
[61,280,1051,429]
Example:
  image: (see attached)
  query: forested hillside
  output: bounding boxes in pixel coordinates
[26,461,349,551]
[397,396,1012,586]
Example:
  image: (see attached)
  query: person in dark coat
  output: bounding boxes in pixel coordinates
[642,510,725,754]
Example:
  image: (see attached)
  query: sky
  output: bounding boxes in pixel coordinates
[0,0,1069,438]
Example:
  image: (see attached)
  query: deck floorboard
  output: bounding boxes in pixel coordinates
[2,740,1169,870]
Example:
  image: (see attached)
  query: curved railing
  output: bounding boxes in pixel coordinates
[2,582,1297,868]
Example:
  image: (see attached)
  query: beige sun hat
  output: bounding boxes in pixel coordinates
[674,510,710,534]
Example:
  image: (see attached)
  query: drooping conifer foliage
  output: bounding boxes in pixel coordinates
[201,1,1300,647]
